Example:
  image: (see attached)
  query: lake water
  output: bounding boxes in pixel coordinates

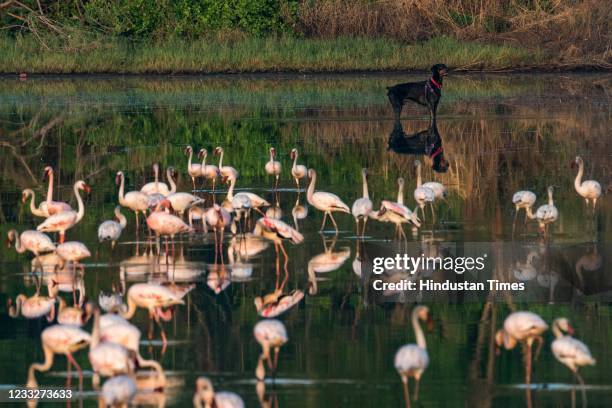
[0,73,610,407]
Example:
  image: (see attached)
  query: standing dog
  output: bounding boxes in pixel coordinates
[387,64,448,123]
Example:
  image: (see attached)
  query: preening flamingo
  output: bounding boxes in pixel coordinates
[101,375,137,408]
[254,217,304,267]
[571,156,601,211]
[512,190,537,224]
[495,311,548,384]
[200,148,220,193]
[43,166,72,215]
[307,168,350,232]
[254,319,288,381]
[214,147,238,180]
[290,148,307,189]
[116,171,150,228]
[526,186,558,234]
[265,147,282,190]
[37,180,90,243]
[22,189,50,218]
[98,206,127,247]
[27,324,92,389]
[119,282,185,349]
[193,377,245,408]
[185,146,204,190]
[7,229,55,260]
[141,163,171,196]
[375,178,421,240]
[395,305,433,406]
[551,318,596,386]
[351,168,373,236]
[413,160,435,221]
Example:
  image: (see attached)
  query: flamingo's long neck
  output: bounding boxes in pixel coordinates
[307,171,316,204]
[552,320,563,338]
[397,182,404,205]
[574,161,584,193]
[412,310,427,349]
[226,177,236,201]
[137,356,167,386]
[8,294,24,317]
[26,190,38,214]
[74,183,85,223]
[115,207,127,228]
[27,343,55,388]
[547,188,554,206]
[154,166,160,191]
[120,297,137,319]
[525,206,536,219]
[201,151,207,168]
[292,153,298,172]
[167,169,177,193]
[416,163,422,187]
[46,170,54,204]
[218,149,224,168]
[187,148,194,171]
[268,150,275,166]
[362,172,369,199]
[91,310,101,348]
[118,174,126,205]
[10,230,25,253]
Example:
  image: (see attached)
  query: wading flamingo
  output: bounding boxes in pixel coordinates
[214,147,238,180]
[193,377,244,408]
[395,305,432,406]
[185,146,204,190]
[166,191,204,218]
[526,186,558,234]
[290,148,307,189]
[141,163,170,196]
[116,171,150,228]
[224,175,269,228]
[37,180,90,243]
[7,229,55,262]
[351,168,373,236]
[22,189,50,218]
[254,319,288,381]
[376,178,421,240]
[56,241,91,273]
[307,168,350,232]
[101,375,137,408]
[27,324,92,389]
[205,204,232,264]
[119,282,185,350]
[43,166,72,215]
[146,199,193,258]
[551,318,596,386]
[421,180,448,202]
[265,147,281,190]
[495,311,548,385]
[201,148,220,193]
[571,156,601,211]
[512,190,537,225]
[413,160,435,221]
[254,217,304,267]
[98,206,127,247]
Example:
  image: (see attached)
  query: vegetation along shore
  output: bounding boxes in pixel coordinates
[0,0,609,74]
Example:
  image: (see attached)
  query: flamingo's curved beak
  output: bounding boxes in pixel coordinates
[271,148,276,157]
[83,184,92,193]
[115,174,121,185]
[21,193,27,204]
[214,147,221,155]
[221,176,228,184]
[290,150,296,160]
[197,150,204,159]
[570,160,577,169]
[567,324,575,336]
[426,315,434,332]
[184,146,191,154]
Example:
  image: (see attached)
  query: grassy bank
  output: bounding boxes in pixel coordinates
[0,35,555,74]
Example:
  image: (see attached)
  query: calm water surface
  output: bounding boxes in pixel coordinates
[0,73,611,407]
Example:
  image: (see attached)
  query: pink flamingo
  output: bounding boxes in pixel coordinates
[116,171,150,228]
[43,166,73,215]
[264,147,281,190]
[7,229,56,263]
[551,318,596,387]
[27,324,92,390]
[413,160,435,221]
[8,288,57,322]
[185,146,204,190]
[205,204,232,264]
[254,217,304,267]
[214,147,238,180]
[37,180,89,243]
[21,189,50,218]
[254,319,288,381]
[98,206,127,247]
[306,168,350,232]
[201,148,220,193]
[571,156,602,211]
[351,168,373,236]
[290,148,307,189]
[119,282,185,351]
[193,377,244,408]
[141,163,171,196]
[147,199,193,259]
[101,375,137,407]
[56,241,91,272]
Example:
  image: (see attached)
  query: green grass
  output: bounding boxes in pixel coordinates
[0,35,548,74]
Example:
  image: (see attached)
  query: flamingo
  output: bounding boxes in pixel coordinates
[495,311,548,384]
[8,290,57,322]
[119,282,185,349]
[43,166,73,215]
[7,229,55,261]
[421,180,448,202]
[224,175,269,228]
[146,199,193,258]
[551,318,596,386]
[22,189,50,218]
[512,190,537,225]
[290,148,307,189]
[395,305,433,406]
[526,186,558,234]
[116,171,150,228]
[98,206,127,247]
[193,377,244,408]
[254,217,304,267]
[56,241,91,272]
[200,148,220,193]
[205,204,232,264]
[101,375,137,408]
[214,147,238,180]
[188,206,206,231]
[375,178,421,240]
[141,163,171,196]
[306,168,350,232]
[185,146,204,190]
[27,324,92,389]
[571,156,602,211]
[413,160,435,221]
[351,168,373,236]
[254,319,288,381]
[265,147,281,190]
[37,180,90,243]
[166,192,204,218]
[57,298,93,326]
[89,308,135,388]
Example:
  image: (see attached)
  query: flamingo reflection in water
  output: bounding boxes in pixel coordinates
[193,377,244,408]
[254,319,288,381]
[308,234,351,295]
[8,275,58,322]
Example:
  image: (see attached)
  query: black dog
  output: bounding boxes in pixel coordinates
[387,64,448,123]
[387,119,449,173]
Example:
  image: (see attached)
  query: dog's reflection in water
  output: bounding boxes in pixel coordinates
[387,120,449,173]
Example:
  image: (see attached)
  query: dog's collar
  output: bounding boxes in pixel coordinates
[429,77,442,89]
[430,146,443,159]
